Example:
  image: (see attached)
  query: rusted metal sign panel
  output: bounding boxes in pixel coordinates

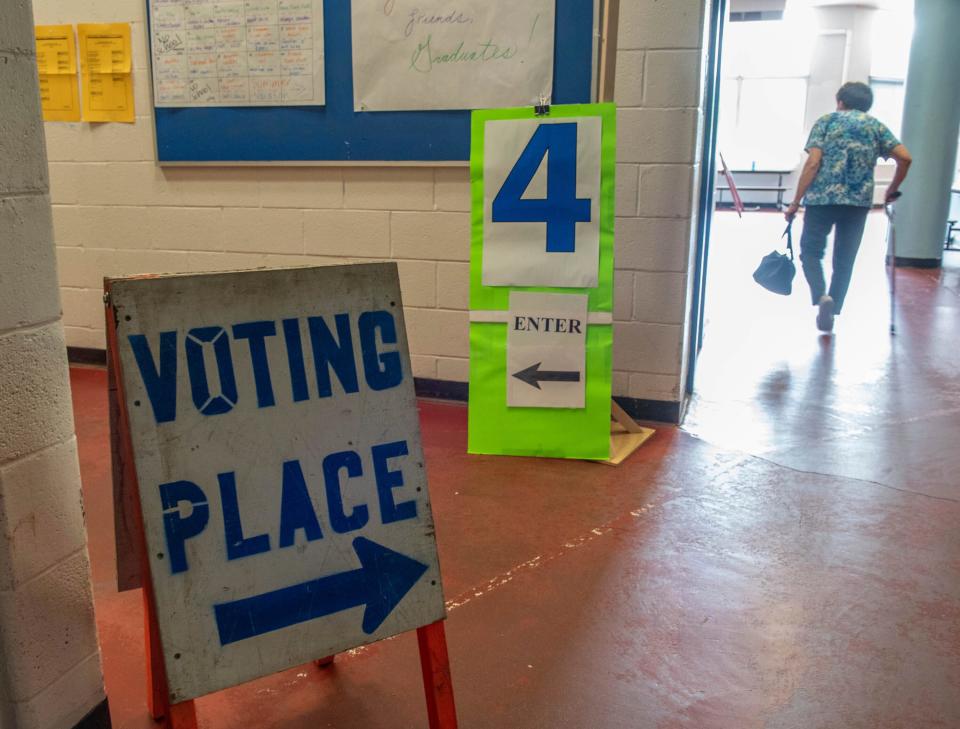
[110,263,445,702]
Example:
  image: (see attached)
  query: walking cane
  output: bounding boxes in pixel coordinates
[885,191,902,335]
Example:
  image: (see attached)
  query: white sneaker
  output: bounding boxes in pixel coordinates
[816,295,835,332]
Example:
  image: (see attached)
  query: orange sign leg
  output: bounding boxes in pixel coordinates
[417,621,459,729]
[143,560,199,729]
[108,292,199,729]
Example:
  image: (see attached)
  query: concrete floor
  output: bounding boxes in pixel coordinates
[71,210,960,728]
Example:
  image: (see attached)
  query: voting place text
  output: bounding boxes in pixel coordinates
[112,264,445,702]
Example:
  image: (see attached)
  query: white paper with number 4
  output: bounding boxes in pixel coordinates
[482,116,602,288]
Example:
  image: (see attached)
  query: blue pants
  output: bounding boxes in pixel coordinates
[799,205,870,314]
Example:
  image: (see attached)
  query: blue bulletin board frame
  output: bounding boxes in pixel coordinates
[151,0,597,163]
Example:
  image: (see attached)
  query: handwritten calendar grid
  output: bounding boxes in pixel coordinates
[150,0,321,106]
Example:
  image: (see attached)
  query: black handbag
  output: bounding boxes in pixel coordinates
[753,222,796,295]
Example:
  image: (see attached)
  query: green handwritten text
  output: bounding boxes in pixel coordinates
[409,35,518,73]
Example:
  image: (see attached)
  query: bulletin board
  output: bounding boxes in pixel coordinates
[149,0,599,163]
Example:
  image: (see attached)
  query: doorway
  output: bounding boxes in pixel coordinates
[685,0,921,417]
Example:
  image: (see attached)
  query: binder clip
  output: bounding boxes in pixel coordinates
[534,94,550,117]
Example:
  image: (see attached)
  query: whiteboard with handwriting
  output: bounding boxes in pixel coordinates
[149,0,325,107]
[352,0,554,112]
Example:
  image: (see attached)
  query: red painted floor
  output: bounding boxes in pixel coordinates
[70,211,960,728]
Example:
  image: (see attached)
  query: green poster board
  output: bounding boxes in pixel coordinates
[467,103,616,459]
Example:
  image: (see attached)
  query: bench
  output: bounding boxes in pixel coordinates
[716,168,793,210]
[716,185,788,208]
[948,188,959,251]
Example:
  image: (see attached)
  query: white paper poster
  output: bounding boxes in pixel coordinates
[351,0,554,112]
[482,115,602,288]
[149,0,326,107]
[506,292,587,409]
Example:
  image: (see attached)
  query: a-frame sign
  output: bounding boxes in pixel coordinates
[106,263,457,728]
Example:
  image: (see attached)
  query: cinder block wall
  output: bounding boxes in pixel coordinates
[35,0,710,419]
[0,0,106,726]
[613,0,708,406]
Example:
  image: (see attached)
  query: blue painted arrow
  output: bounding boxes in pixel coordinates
[213,537,429,646]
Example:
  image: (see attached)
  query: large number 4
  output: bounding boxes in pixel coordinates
[492,123,591,253]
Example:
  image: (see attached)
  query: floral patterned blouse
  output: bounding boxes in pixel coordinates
[803,110,900,208]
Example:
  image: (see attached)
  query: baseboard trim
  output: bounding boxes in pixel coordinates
[613,395,683,424]
[72,699,112,729]
[67,346,107,366]
[888,255,941,269]
[413,377,468,401]
[63,357,682,425]
[414,378,681,424]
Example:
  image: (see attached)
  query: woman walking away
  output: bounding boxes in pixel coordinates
[784,81,912,332]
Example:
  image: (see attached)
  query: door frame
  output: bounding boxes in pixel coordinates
[685,0,728,395]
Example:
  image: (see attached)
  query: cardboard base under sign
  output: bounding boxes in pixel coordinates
[593,400,655,466]
[599,423,656,466]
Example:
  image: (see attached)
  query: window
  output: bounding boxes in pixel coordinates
[717,7,815,170]
[869,79,905,138]
[871,5,914,80]
[868,3,914,137]
[719,77,808,170]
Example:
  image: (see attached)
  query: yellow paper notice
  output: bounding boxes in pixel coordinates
[39,74,81,121]
[78,23,135,122]
[78,23,132,74]
[88,74,132,110]
[36,25,77,74]
[36,25,81,121]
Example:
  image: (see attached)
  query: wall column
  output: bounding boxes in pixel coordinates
[613,0,711,419]
[0,0,108,727]
[894,0,960,265]
[804,2,878,132]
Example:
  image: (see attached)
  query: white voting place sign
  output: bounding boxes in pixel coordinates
[482,115,602,288]
[111,264,445,702]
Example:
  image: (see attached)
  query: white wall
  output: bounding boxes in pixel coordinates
[35,0,710,413]
[804,4,877,133]
[0,0,106,726]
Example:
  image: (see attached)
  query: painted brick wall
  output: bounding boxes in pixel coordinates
[613,0,708,404]
[34,0,709,413]
[0,0,106,726]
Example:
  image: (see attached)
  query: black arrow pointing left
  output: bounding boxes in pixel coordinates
[513,362,581,390]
